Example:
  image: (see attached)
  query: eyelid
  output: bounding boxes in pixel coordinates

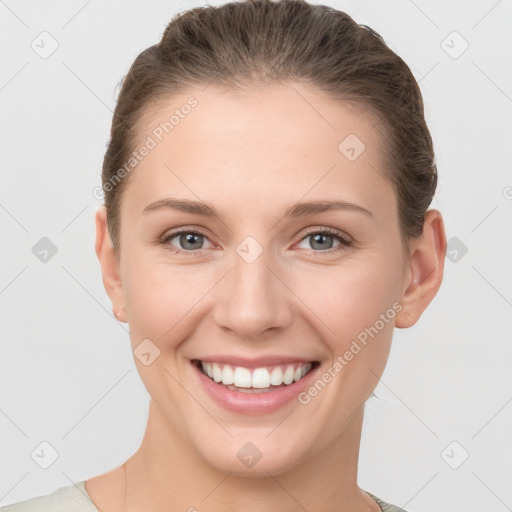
[161,225,353,255]
[298,226,353,245]
[161,227,214,253]
[161,225,211,240]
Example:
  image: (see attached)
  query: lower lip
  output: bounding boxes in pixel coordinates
[191,361,319,415]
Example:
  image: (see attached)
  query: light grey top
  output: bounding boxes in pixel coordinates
[0,481,97,512]
[0,480,409,511]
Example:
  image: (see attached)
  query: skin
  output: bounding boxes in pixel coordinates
[90,82,446,512]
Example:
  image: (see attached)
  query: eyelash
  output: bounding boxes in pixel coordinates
[161,227,353,256]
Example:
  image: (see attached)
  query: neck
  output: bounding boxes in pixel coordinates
[120,400,379,512]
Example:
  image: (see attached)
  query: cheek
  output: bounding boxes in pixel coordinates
[121,255,217,346]
[121,237,404,356]
[289,254,402,350]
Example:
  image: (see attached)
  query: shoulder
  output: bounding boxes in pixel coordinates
[0,481,98,512]
[365,490,409,512]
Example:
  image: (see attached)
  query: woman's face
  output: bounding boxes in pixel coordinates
[104,83,414,475]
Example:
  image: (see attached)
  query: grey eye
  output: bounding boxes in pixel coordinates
[297,232,345,251]
[166,231,213,251]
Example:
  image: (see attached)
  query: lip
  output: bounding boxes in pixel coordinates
[191,359,320,415]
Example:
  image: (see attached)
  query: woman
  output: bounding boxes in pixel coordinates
[2,0,445,510]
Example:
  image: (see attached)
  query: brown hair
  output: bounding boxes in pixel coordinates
[101,0,437,253]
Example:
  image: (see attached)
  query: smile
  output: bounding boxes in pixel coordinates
[190,356,321,414]
[197,360,316,392]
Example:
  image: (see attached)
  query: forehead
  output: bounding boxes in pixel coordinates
[136,82,383,151]
[122,82,395,219]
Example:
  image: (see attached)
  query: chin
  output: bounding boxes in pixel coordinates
[193,435,307,477]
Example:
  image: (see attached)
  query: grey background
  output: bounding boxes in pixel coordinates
[1,0,511,510]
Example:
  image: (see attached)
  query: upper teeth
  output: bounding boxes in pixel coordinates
[200,361,313,388]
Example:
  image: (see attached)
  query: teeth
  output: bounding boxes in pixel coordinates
[283,366,295,385]
[221,364,234,385]
[212,363,222,383]
[233,367,252,388]
[205,362,213,379]
[270,366,283,386]
[252,368,271,388]
[200,361,313,389]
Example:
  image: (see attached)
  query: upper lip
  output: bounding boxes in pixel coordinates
[192,355,318,368]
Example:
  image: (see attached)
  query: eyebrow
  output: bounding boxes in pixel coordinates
[142,198,373,219]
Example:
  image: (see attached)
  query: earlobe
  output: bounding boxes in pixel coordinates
[395,209,447,329]
[95,206,127,322]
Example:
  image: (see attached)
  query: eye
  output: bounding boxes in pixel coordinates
[160,227,352,256]
[296,227,353,253]
[162,229,213,254]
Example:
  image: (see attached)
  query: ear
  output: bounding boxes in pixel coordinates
[395,209,447,328]
[95,206,127,322]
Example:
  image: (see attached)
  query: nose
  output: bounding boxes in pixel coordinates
[212,244,293,340]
